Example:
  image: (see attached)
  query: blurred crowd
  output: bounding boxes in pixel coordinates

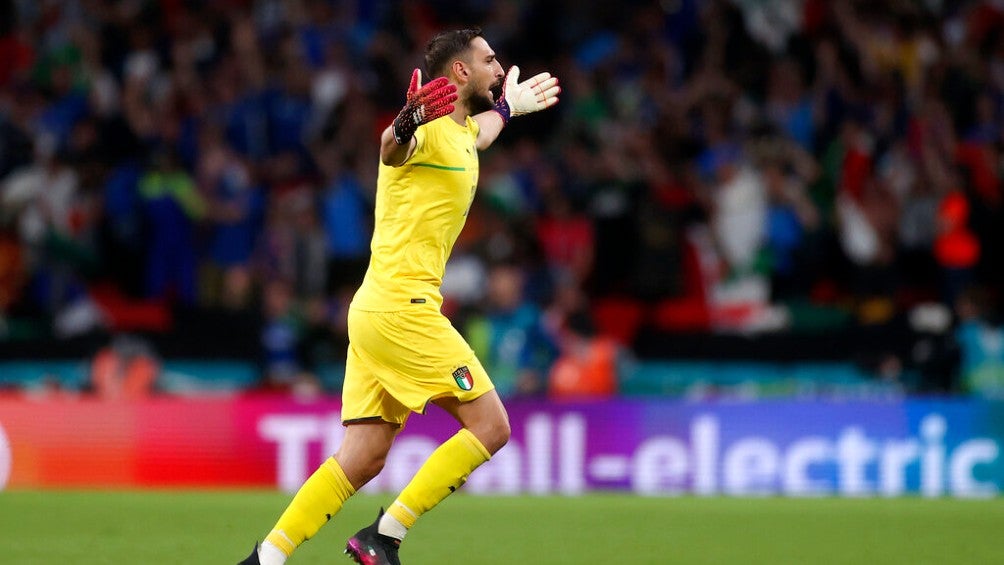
[2,0,1004,397]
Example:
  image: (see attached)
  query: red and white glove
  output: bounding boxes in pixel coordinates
[493,66,561,124]
[392,68,459,145]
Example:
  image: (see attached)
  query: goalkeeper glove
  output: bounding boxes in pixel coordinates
[392,68,458,145]
[493,66,561,124]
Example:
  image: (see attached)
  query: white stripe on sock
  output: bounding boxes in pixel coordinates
[259,540,288,565]
[378,507,411,541]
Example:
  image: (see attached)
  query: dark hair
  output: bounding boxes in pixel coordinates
[425,28,483,78]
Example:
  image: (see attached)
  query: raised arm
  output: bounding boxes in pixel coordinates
[474,66,561,151]
[381,68,458,166]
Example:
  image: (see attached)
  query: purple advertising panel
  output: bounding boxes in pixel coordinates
[256,398,1003,498]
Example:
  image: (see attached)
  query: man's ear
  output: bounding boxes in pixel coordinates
[451,60,469,83]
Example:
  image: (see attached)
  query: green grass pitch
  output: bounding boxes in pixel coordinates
[2,491,1002,564]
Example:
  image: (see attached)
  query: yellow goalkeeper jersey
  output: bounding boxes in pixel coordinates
[351,115,480,311]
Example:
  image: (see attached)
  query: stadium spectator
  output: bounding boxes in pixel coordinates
[197,126,264,308]
[465,263,557,397]
[138,147,204,304]
[259,277,317,393]
[317,149,371,297]
[934,190,980,303]
[0,227,25,313]
[955,286,1004,398]
[543,275,622,397]
[536,185,594,285]
[89,335,160,399]
[759,142,821,300]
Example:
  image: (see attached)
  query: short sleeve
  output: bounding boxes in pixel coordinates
[411,125,428,160]
[467,115,480,139]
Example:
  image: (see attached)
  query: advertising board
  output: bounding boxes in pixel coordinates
[1,397,998,497]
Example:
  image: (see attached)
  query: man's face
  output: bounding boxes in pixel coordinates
[461,37,505,114]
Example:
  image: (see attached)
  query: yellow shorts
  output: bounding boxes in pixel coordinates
[341,306,494,426]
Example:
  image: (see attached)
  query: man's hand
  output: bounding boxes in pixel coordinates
[493,66,561,124]
[392,69,458,145]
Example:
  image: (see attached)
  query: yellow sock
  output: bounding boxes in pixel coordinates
[265,456,355,555]
[387,428,490,529]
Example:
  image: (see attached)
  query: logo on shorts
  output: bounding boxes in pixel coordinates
[452,366,474,391]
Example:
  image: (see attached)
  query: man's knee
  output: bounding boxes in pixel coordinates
[358,456,387,484]
[472,414,510,455]
[335,450,386,487]
[334,422,397,488]
[493,416,512,452]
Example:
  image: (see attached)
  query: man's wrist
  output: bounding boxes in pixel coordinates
[392,111,416,145]
[493,97,511,125]
[392,123,411,145]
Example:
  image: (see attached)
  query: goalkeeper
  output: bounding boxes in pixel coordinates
[239,28,560,565]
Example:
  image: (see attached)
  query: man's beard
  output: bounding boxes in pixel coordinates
[467,89,496,114]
